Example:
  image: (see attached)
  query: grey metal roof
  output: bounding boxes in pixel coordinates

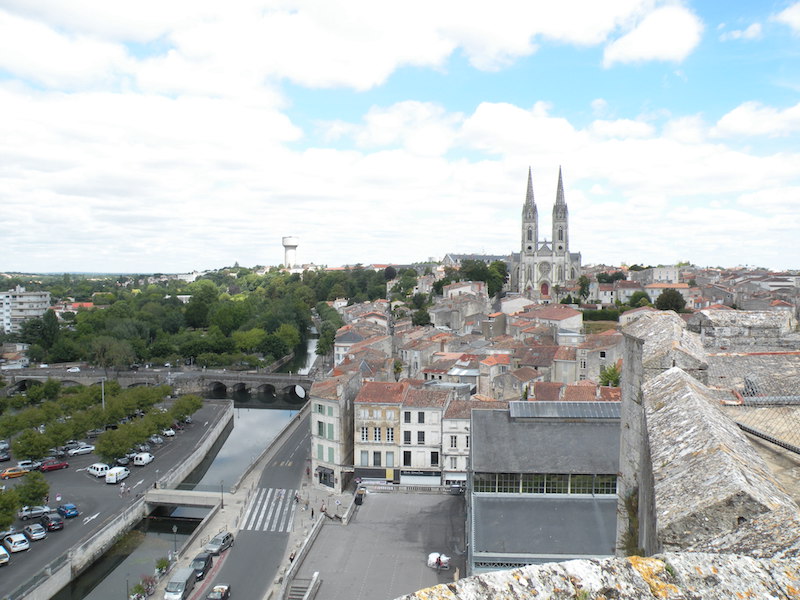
[472,495,617,558]
[471,409,620,473]
[509,401,621,419]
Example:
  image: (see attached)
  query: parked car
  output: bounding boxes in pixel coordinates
[206,584,231,599]
[0,546,9,566]
[105,467,130,484]
[0,450,10,462]
[115,456,130,466]
[133,452,154,466]
[62,440,81,451]
[23,523,47,541]
[204,531,234,555]
[86,428,105,439]
[57,504,80,518]
[135,443,151,453]
[3,533,30,553]
[47,447,67,458]
[1,466,28,479]
[0,439,9,451]
[190,552,213,580]
[40,459,69,472]
[17,459,43,471]
[18,505,51,520]
[161,428,176,437]
[67,444,95,456]
[184,415,193,424]
[148,435,164,445]
[66,366,81,372]
[40,513,64,531]
[87,463,110,478]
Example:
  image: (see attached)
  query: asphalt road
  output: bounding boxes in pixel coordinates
[200,413,311,599]
[1,401,225,593]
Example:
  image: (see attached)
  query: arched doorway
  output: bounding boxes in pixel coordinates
[540,282,550,296]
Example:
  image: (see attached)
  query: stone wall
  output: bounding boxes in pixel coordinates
[687,309,798,349]
[396,553,800,600]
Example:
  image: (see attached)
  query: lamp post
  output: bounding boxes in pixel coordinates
[155,469,159,489]
[172,524,177,554]
[220,480,224,509]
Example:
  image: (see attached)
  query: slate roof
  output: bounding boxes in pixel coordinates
[471,408,620,473]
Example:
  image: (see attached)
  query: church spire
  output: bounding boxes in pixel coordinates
[521,167,538,254]
[525,167,535,208]
[555,166,565,205]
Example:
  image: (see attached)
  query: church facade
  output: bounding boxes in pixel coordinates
[510,168,582,298]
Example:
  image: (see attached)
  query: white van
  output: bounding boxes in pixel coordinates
[133,452,154,466]
[87,463,109,478]
[105,466,130,484]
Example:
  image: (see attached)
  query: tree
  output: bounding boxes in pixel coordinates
[628,291,651,307]
[600,364,621,387]
[383,266,397,281]
[411,308,431,326]
[578,276,590,300]
[0,488,21,531]
[410,293,427,310]
[655,288,686,312]
[41,310,60,349]
[91,336,135,374]
[275,323,301,351]
[12,429,51,460]
[15,471,50,507]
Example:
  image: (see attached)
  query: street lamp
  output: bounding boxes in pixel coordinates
[155,469,159,489]
[172,524,177,554]
[220,480,224,509]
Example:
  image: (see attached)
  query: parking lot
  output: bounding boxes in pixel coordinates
[0,400,227,592]
[294,491,466,600]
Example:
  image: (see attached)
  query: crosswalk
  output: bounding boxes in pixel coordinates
[240,488,298,533]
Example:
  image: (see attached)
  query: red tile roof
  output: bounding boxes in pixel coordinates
[354,381,409,404]
[532,382,564,402]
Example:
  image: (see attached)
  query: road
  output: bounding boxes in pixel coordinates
[204,413,311,599]
[1,401,226,593]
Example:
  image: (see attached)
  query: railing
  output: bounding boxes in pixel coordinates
[360,483,453,494]
[3,552,71,600]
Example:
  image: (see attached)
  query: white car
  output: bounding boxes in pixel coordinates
[3,533,30,553]
[161,428,175,437]
[67,444,95,456]
[0,545,9,566]
[67,366,81,373]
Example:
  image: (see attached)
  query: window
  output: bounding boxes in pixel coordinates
[327,423,334,440]
[594,474,617,495]
[580,360,587,369]
[545,474,569,494]
[404,411,411,423]
[417,431,425,445]
[403,451,411,466]
[387,427,394,443]
[418,412,425,424]
[373,409,382,419]
[360,451,368,466]
[430,451,439,466]
[373,451,381,467]
[361,427,369,442]
[358,409,368,418]
[497,473,520,493]
[450,457,457,469]
[473,473,496,493]
[403,431,411,445]
[317,444,323,460]
[316,403,325,414]
[450,435,457,448]
[317,421,325,437]
[599,351,606,359]
[327,406,334,416]
[386,452,394,468]
[327,447,334,463]
[373,426,381,442]
[571,474,594,494]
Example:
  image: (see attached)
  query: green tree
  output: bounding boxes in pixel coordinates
[578,275,590,300]
[411,308,431,326]
[410,293,427,310]
[275,323,301,351]
[628,291,651,306]
[91,336,135,373]
[0,488,21,531]
[383,266,397,281]
[232,328,267,353]
[95,429,135,464]
[41,310,60,349]
[15,471,50,507]
[655,288,686,312]
[600,364,621,387]
[12,429,51,460]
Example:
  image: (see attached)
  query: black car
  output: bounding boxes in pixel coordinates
[190,552,213,580]
[40,513,65,531]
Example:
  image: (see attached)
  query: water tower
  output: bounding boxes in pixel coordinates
[282,236,299,268]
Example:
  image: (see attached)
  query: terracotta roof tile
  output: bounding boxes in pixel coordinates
[354,381,409,404]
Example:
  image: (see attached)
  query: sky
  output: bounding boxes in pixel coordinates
[2,1,800,274]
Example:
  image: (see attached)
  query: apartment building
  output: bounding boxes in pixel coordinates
[0,286,51,334]
[353,381,408,483]
[398,388,452,485]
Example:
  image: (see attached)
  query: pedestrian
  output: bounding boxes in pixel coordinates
[294,493,299,503]
[306,466,310,478]
[304,499,309,511]
[289,551,295,563]
[311,508,314,519]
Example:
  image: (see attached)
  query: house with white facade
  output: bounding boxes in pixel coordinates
[353,381,408,484]
[0,286,51,334]
[399,388,453,485]
[442,398,508,486]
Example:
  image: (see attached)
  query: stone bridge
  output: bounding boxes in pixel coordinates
[2,367,314,399]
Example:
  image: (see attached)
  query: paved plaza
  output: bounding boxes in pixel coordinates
[294,491,466,600]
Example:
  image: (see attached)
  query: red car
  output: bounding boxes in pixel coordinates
[40,459,69,472]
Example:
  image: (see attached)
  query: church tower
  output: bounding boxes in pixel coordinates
[521,167,538,256]
[552,166,568,256]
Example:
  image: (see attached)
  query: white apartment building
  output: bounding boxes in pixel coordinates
[442,399,509,486]
[398,388,452,485]
[310,372,362,494]
[0,286,51,334]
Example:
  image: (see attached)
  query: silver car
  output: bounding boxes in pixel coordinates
[18,505,51,521]
[204,531,234,555]
[23,523,47,541]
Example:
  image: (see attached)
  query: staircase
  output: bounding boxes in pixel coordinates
[286,576,318,600]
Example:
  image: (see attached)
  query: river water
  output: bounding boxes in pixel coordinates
[55,338,318,599]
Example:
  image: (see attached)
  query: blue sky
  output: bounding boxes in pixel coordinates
[1,1,799,274]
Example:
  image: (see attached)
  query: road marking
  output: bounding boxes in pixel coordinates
[240,488,296,533]
[83,512,100,525]
[132,479,144,489]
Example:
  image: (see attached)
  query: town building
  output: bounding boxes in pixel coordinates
[399,388,453,485]
[352,381,408,484]
[0,285,51,334]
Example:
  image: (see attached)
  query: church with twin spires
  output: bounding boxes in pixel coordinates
[510,167,582,298]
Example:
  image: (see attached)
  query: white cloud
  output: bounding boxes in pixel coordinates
[713,101,800,137]
[774,2,800,34]
[603,5,704,67]
[719,23,762,41]
[590,119,654,139]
